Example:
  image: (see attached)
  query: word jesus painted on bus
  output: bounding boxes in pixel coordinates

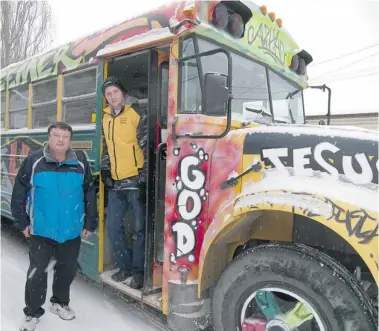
[170,144,208,264]
[261,141,378,185]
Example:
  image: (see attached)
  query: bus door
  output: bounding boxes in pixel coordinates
[99,47,170,296]
[145,48,170,292]
[153,53,169,269]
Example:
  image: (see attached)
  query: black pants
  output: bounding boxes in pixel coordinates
[23,235,81,318]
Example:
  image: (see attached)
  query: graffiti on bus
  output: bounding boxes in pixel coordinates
[1,136,91,212]
[170,144,209,264]
[1,7,177,90]
[0,137,42,210]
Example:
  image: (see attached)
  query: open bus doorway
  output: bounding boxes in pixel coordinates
[102,51,149,276]
[99,48,169,309]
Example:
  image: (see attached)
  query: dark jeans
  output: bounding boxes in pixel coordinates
[24,235,81,318]
[106,189,145,273]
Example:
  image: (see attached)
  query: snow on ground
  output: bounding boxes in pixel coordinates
[1,223,168,331]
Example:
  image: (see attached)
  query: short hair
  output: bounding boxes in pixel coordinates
[48,122,73,137]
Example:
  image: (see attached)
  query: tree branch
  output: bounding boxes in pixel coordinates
[1,0,55,68]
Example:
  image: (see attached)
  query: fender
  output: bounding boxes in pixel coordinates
[198,176,378,297]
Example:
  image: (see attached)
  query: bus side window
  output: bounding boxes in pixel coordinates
[159,61,169,142]
[32,78,57,129]
[9,86,28,129]
[1,91,6,129]
[62,67,97,125]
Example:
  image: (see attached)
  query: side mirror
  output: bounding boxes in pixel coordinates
[202,73,229,117]
[309,84,332,125]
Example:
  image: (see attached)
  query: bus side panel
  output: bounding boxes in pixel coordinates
[0,130,100,280]
[1,134,44,219]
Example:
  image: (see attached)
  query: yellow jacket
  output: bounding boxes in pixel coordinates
[101,103,147,182]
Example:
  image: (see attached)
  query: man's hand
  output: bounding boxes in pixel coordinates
[23,226,30,238]
[101,170,113,188]
[81,229,92,238]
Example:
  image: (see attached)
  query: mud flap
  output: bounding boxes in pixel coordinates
[167,282,212,330]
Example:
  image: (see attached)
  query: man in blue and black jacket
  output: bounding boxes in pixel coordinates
[11,122,98,331]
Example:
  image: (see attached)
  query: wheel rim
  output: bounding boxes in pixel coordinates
[239,287,326,331]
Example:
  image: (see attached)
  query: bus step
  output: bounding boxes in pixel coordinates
[100,270,162,310]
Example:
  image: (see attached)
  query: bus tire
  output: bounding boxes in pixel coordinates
[211,243,377,331]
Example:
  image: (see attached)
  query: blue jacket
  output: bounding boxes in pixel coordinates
[11,145,98,243]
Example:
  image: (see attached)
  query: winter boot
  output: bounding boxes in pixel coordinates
[111,270,132,282]
[129,272,144,289]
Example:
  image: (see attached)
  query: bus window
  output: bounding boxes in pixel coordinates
[179,37,270,120]
[32,78,57,128]
[63,68,97,125]
[9,86,28,129]
[269,70,305,124]
[64,99,96,125]
[179,56,202,113]
[33,78,57,104]
[159,62,169,128]
[1,94,5,129]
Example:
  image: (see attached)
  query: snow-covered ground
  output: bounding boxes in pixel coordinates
[1,223,168,331]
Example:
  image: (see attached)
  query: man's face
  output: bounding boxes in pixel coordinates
[48,128,71,153]
[104,86,125,109]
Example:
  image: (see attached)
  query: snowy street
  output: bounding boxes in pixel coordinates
[1,222,169,331]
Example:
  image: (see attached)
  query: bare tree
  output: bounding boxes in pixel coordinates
[1,1,55,68]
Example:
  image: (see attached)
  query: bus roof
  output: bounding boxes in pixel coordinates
[0,0,178,91]
[1,0,311,91]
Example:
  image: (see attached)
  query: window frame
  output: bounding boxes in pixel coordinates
[8,85,29,129]
[31,77,58,129]
[178,33,306,124]
[158,61,169,129]
[1,91,6,129]
[268,68,305,124]
[178,36,201,115]
[9,109,28,129]
[62,66,97,125]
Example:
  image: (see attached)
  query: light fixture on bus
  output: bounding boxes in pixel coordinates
[183,0,197,21]
[298,58,306,75]
[290,54,299,71]
[211,2,246,39]
[259,5,282,28]
[228,13,244,38]
[260,5,267,15]
[212,2,229,29]
[290,53,308,76]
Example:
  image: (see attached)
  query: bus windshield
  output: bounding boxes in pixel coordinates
[179,36,305,124]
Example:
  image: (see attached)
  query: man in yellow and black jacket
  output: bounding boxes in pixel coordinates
[100,76,148,289]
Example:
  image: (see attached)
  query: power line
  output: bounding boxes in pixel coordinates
[310,66,379,82]
[310,52,379,80]
[312,73,378,84]
[309,67,379,82]
[310,72,379,84]
[310,43,379,66]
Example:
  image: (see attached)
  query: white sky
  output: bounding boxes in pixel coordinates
[48,0,379,115]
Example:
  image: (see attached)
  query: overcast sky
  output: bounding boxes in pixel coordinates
[48,0,378,115]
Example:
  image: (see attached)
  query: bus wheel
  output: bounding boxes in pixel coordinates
[211,243,377,331]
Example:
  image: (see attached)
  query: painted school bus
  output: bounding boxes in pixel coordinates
[1,1,378,330]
